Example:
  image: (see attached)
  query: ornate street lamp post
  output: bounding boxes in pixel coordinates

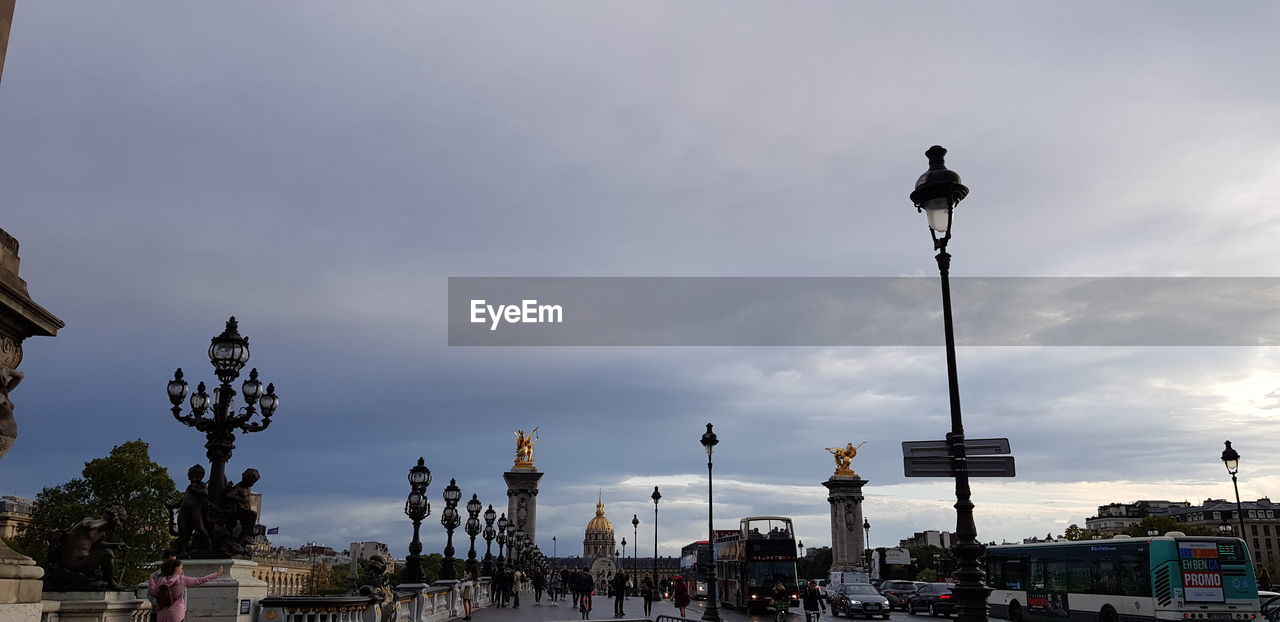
[621,538,627,564]
[1219,521,1234,537]
[1221,441,1248,547]
[864,518,872,570]
[513,526,525,571]
[632,515,639,573]
[909,146,987,622]
[496,513,508,566]
[166,317,279,556]
[403,457,432,583]
[466,494,482,577]
[652,486,662,584]
[440,478,462,580]
[701,423,722,622]
[553,535,557,559]
[483,504,497,577]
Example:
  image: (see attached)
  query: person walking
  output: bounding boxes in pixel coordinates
[148,559,224,622]
[533,568,546,604]
[512,568,524,609]
[460,570,476,621]
[673,576,691,617]
[611,568,629,616]
[801,580,826,622]
[498,565,511,608]
[575,569,596,619]
[640,575,655,618]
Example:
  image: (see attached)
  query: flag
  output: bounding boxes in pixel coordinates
[267,526,280,535]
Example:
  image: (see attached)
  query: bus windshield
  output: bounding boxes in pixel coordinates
[746,561,798,587]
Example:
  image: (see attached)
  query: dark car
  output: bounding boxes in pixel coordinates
[878,580,920,611]
[906,583,956,617]
[829,583,890,619]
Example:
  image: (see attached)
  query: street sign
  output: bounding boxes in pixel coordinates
[901,437,1011,458]
[902,455,1016,478]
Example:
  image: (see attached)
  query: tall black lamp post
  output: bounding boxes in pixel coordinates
[909,145,987,622]
[632,515,639,573]
[496,513,508,566]
[652,486,662,584]
[482,504,497,577]
[465,494,482,576]
[621,538,627,564]
[701,423,722,622]
[553,535,557,559]
[403,457,432,583]
[864,518,872,570]
[1221,441,1248,546]
[440,478,462,580]
[166,317,279,555]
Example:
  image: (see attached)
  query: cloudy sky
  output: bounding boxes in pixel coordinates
[4,2,1280,559]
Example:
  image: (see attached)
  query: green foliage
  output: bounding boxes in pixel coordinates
[796,547,832,579]
[916,568,938,582]
[9,440,177,586]
[1123,516,1216,538]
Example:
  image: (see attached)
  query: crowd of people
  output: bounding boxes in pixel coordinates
[480,565,693,619]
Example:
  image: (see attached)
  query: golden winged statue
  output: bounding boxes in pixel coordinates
[514,427,539,468]
[825,442,866,476]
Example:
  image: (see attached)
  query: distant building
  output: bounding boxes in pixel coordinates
[1168,498,1280,573]
[0,496,31,540]
[1085,500,1191,534]
[899,530,953,549]
[349,541,393,573]
[583,495,617,558]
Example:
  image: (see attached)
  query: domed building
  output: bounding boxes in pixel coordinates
[583,494,617,558]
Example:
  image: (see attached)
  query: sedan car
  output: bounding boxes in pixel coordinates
[829,583,891,619]
[906,583,956,617]
[878,580,920,611]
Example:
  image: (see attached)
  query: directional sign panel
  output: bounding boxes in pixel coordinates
[901,437,1011,458]
[903,455,1016,478]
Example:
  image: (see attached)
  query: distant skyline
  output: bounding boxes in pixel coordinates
[3,2,1280,558]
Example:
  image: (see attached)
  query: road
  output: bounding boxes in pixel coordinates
[470,593,922,622]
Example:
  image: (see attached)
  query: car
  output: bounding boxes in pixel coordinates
[829,583,891,619]
[878,580,920,611]
[816,579,832,601]
[906,583,956,617]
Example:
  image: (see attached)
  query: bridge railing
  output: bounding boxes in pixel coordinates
[254,578,491,622]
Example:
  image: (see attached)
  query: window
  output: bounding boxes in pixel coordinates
[1254,525,1260,536]
[1214,512,1222,520]
[1266,525,1272,536]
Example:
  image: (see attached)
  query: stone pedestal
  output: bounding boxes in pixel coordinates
[40,591,149,622]
[179,559,267,622]
[0,546,43,622]
[503,469,543,541]
[823,475,869,572]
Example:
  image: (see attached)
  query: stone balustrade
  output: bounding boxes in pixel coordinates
[253,578,491,622]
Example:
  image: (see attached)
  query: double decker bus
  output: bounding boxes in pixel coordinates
[987,533,1261,622]
[681,541,712,599]
[714,516,800,612]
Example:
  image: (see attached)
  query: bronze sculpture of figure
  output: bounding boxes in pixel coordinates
[171,464,211,553]
[222,468,261,549]
[825,442,866,476]
[0,366,22,460]
[513,428,539,467]
[47,507,128,591]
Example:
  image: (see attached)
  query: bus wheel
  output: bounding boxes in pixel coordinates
[1100,606,1119,622]
[1009,602,1023,622]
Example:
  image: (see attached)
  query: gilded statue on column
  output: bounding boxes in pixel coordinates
[825,442,865,477]
[514,427,539,468]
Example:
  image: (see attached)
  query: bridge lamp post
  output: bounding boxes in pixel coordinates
[403,457,432,584]
[440,478,462,580]
[701,423,722,622]
[483,504,497,577]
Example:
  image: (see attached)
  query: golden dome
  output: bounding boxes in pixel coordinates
[586,498,614,534]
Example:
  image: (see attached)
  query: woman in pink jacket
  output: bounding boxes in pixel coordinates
[148,559,223,622]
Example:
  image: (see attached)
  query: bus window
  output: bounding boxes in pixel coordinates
[1118,554,1150,597]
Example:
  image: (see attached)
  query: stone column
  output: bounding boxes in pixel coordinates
[178,558,268,622]
[503,469,543,543]
[0,229,65,622]
[823,475,869,572]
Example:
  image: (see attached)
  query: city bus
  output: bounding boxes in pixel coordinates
[681,541,712,599]
[987,533,1261,622]
[715,516,800,612]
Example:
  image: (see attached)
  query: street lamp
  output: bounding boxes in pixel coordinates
[622,537,627,564]
[403,457,432,584]
[909,146,986,622]
[440,478,462,580]
[701,423,722,622]
[1221,441,1248,546]
[483,504,497,577]
[496,513,508,566]
[166,317,280,556]
[1219,521,1234,536]
[864,518,872,570]
[632,514,640,573]
[1147,529,1160,537]
[652,486,662,584]
[466,494,482,576]
[553,535,557,559]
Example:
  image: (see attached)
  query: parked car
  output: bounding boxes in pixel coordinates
[906,583,956,617]
[816,579,832,601]
[878,580,920,611]
[829,583,891,619]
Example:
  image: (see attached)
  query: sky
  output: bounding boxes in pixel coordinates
[4,1,1280,560]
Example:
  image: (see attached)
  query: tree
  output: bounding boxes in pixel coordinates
[1123,516,1215,538]
[9,440,177,586]
[797,547,832,579]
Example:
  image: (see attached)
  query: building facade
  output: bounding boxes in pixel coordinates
[1085,500,1192,534]
[583,497,616,558]
[0,496,31,540]
[1168,498,1280,573]
[348,541,393,574]
[899,530,953,549]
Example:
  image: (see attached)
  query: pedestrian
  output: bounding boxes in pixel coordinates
[673,576,691,617]
[641,574,655,618]
[148,559,224,622]
[146,551,178,622]
[611,568,629,616]
[562,568,573,603]
[498,565,511,608]
[511,567,523,608]
[460,570,476,621]
[533,568,546,604]
[802,579,826,622]
[576,568,596,619]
